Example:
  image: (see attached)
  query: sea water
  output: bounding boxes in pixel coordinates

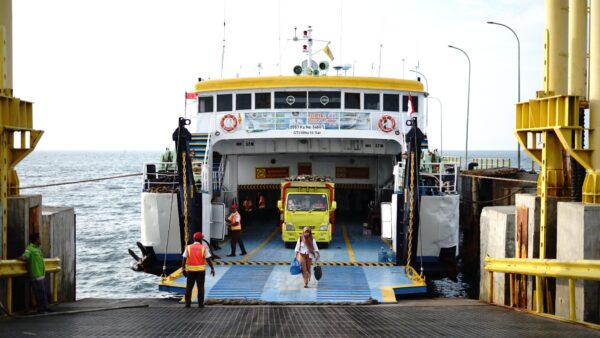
[16,150,535,299]
[17,151,162,299]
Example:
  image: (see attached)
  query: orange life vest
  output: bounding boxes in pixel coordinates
[228,212,242,231]
[185,243,206,271]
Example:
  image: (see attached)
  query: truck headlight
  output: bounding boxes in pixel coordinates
[285,223,294,231]
[319,223,328,231]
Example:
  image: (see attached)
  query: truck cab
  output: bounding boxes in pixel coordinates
[277,178,336,248]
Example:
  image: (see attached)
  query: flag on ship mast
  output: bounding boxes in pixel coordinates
[322,44,334,61]
[185,92,198,100]
[407,94,416,116]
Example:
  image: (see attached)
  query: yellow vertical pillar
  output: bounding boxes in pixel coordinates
[583,0,600,203]
[568,0,587,97]
[0,0,11,260]
[544,0,569,95]
[0,0,12,94]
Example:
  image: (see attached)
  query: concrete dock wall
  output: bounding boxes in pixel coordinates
[514,193,557,310]
[1,195,76,312]
[42,207,76,302]
[555,202,600,324]
[479,206,515,305]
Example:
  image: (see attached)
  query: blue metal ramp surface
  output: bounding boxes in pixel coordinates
[160,219,426,303]
[208,265,273,299]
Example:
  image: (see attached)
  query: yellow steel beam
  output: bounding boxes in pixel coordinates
[1,258,61,314]
[584,1,600,204]
[0,258,61,277]
[484,257,600,281]
[1,130,6,259]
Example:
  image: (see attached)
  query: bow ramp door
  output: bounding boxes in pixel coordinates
[210,203,226,240]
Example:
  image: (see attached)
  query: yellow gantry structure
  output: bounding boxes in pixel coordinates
[0,0,44,259]
[507,0,600,324]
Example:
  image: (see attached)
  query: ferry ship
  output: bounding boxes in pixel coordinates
[129,28,460,299]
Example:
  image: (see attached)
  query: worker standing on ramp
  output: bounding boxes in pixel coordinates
[182,232,215,308]
[227,204,247,257]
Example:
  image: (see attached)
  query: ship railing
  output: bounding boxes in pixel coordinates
[200,133,212,193]
[213,156,225,193]
[472,157,511,169]
[142,162,179,193]
[394,162,458,195]
[442,156,462,167]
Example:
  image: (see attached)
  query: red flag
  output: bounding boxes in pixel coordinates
[185,92,198,100]
[407,95,415,115]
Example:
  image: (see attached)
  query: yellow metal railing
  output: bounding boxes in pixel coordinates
[0,258,61,315]
[442,156,462,167]
[472,157,512,169]
[484,257,600,326]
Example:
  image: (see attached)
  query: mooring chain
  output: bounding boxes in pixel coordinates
[406,152,415,270]
[182,151,189,247]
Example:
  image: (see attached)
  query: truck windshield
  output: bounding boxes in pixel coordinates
[287,194,328,211]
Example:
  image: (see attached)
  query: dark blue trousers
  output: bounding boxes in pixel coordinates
[31,278,49,312]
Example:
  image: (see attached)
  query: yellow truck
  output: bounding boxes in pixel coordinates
[277,177,336,248]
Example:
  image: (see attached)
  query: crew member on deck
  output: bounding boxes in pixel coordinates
[257,191,266,221]
[182,232,215,308]
[160,146,176,171]
[242,196,253,228]
[227,204,247,257]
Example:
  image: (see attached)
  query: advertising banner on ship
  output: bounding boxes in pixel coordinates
[305,112,338,129]
[339,112,370,130]
[243,111,377,132]
[244,112,275,132]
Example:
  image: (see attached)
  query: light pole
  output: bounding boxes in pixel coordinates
[448,45,471,167]
[487,21,521,169]
[428,96,443,157]
[409,69,429,128]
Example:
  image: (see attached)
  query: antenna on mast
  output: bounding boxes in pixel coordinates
[278,0,282,75]
[378,43,383,77]
[220,1,227,78]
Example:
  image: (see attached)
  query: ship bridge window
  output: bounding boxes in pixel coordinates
[217,94,233,112]
[402,95,419,113]
[275,91,307,109]
[198,96,214,113]
[236,93,251,110]
[309,91,340,109]
[255,92,271,109]
[364,93,380,110]
[383,94,400,112]
[344,92,361,109]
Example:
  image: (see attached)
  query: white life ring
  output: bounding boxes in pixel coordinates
[378,115,396,133]
[220,114,238,132]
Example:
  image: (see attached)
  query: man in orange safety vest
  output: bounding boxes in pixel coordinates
[182,232,215,308]
[242,196,253,228]
[226,203,247,257]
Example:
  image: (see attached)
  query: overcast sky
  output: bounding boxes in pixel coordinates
[12,0,544,151]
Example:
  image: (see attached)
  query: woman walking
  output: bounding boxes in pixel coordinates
[295,227,320,288]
